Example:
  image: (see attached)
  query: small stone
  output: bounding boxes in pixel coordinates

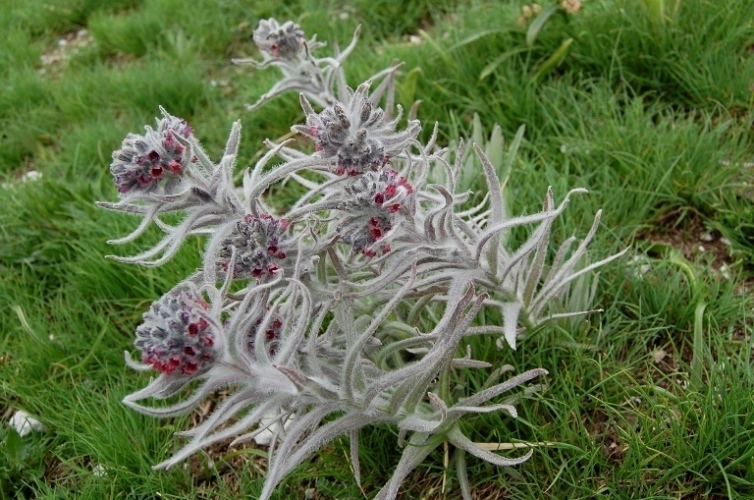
[10,410,45,437]
[652,349,667,363]
[22,170,42,182]
[92,464,107,477]
[628,255,651,277]
[720,264,731,280]
[254,415,295,446]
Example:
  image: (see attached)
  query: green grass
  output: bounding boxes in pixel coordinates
[2,0,754,498]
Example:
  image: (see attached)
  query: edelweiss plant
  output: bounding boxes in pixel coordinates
[100,18,624,499]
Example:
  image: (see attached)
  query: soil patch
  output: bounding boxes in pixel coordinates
[637,208,733,276]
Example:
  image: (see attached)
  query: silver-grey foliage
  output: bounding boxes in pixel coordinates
[101,18,625,499]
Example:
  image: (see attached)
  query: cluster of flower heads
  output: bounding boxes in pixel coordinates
[219,214,290,280]
[336,169,413,256]
[134,289,215,376]
[110,111,194,196]
[296,84,420,176]
[287,83,419,257]
[253,18,306,60]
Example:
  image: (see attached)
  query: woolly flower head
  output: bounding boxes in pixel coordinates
[135,288,215,376]
[336,168,412,256]
[245,309,284,357]
[219,214,291,280]
[253,18,306,60]
[296,83,420,176]
[110,110,194,196]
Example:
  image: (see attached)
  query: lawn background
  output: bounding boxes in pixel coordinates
[2,0,754,498]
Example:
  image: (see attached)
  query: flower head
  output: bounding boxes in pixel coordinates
[253,19,306,60]
[297,83,420,176]
[110,111,194,196]
[135,289,216,376]
[220,214,290,280]
[246,309,284,357]
[336,168,413,256]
